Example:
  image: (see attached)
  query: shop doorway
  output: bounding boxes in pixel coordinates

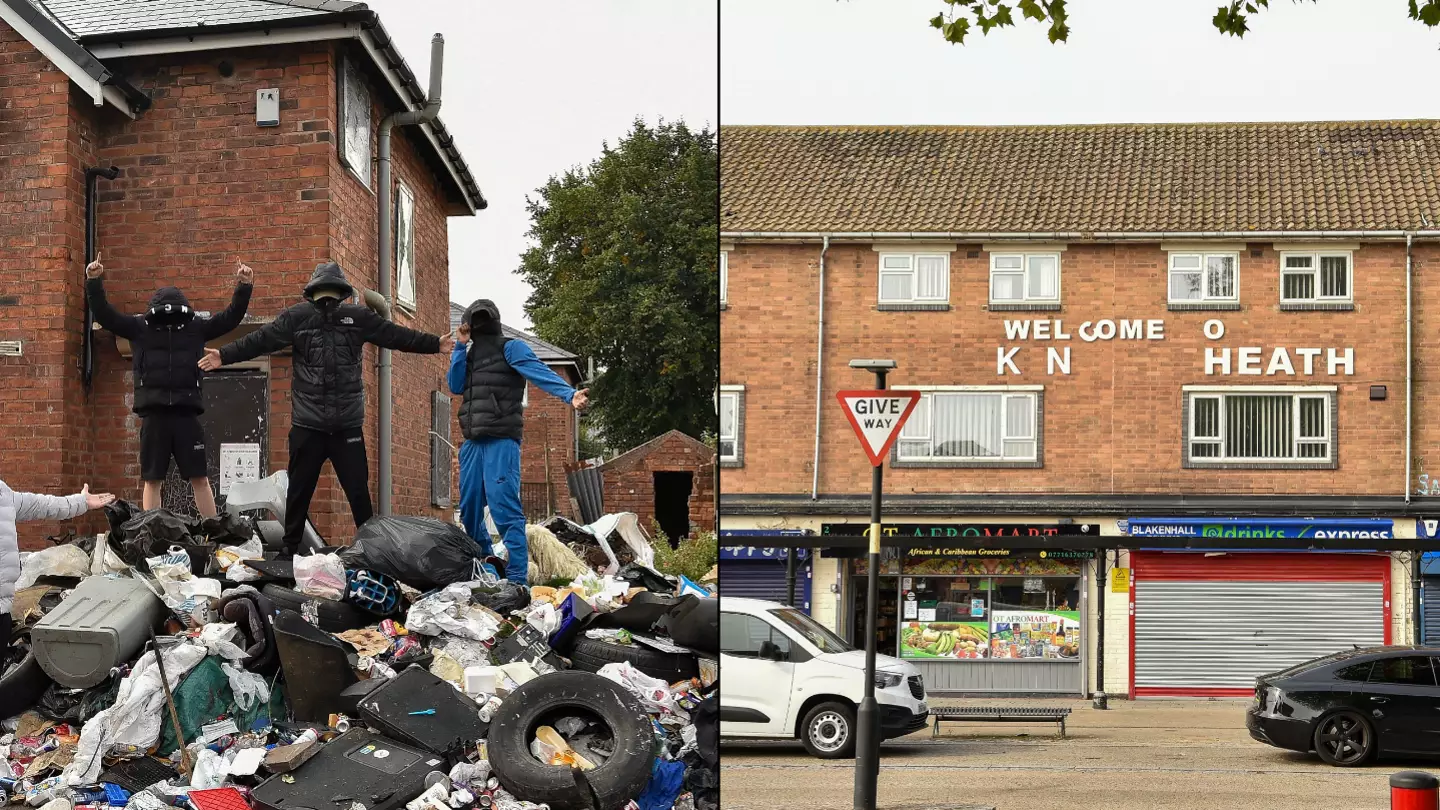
[653,471,693,547]
[161,369,269,517]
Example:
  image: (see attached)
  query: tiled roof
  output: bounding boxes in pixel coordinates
[448,302,579,365]
[720,122,1440,234]
[37,0,358,38]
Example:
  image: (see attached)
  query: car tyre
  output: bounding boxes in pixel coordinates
[1313,709,1375,766]
[568,634,699,683]
[801,701,856,759]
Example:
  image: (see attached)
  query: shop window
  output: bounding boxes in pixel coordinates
[720,612,792,660]
[877,252,949,308]
[719,386,744,467]
[1184,388,1336,469]
[989,253,1060,308]
[1280,251,1352,309]
[894,388,1041,468]
[1168,252,1238,308]
[1369,656,1436,687]
[893,571,1081,662]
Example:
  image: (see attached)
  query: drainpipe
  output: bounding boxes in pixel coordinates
[376,33,444,516]
[82,166,120,390]
[810,235,830,499]
[1407,232,1421,643]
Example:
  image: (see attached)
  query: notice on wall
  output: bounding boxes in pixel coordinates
[903,600,918,619]
[901,577,913,590]
[1110,568,1131,594]
[917,608,937,622]
[971,598,986,618]
[219,443,262,496]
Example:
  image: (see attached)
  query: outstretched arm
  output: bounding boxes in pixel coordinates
[202,262,255,339]
[359,309,443,354]
[14,484,112,522]
[503,340,580,404]
[212,309,294,367]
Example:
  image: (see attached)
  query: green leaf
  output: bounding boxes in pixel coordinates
[1017,0,1046,21]
[1047,18,1069,42]
[930,13,946,28]
[943,16,971,42]
[993,4,1015,26]
[1419,0,1440,25]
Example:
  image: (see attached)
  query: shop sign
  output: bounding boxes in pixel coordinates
[1418,519,1440,539]
[1110,567,1130,593]
[718,546,810,561]
[1119,518,1393,540]
[822,523,1097,539]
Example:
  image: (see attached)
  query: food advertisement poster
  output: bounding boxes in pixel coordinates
[901,621,991,659]
[989,610,1080,660]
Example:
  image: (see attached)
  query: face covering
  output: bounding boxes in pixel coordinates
[310,288,344,309]
[471,314,501,336]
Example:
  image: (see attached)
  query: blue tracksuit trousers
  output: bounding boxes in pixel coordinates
[458,436,528,584]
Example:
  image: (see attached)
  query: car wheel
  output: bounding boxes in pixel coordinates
[801,702,856,759]
[1313,710,1375,766]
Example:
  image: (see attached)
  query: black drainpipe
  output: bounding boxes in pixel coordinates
[82,166,120,389]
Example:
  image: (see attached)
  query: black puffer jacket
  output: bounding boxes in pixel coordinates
[87,278,252,415]
[218,262,441,432]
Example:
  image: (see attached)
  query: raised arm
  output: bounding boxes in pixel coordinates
[202,262,255,339]
[358,309,443,354]
[85,262,143,341]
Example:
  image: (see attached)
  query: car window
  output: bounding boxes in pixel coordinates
[1334,662,1373,682]
[720,612,793,660]
[1369,656,1437,687]
[769,608,854,654]
[1273,649,1372,679]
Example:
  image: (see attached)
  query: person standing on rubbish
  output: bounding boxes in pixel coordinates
[448,299,588,584]
[200,261,454,558]
[86,253,254,518]
[0,480,115,649]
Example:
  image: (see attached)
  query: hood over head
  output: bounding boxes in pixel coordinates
[303,261,355,302]
[464,298,502,335]
[145,286,194,327]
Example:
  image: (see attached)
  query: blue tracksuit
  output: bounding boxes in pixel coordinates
[448,339,578,583]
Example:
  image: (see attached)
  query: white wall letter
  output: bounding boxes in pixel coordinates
[1203,319,1225,340]
[1094,320,1116,340]
[1205,347,1231,375]
[1120,319,1142,340]
[1055,320,1072,340]
[1033,320,1051,340]
[1004,320,1031,340]
[1266,347,1296,376]
[1078,321,1096,342]
[998,346,1021,375]
[1047,346,1071,376]
[1327,347,1354,376]
[1296,348,1321,375]
[1238,347,1262,375]
[1147,319,1165,340]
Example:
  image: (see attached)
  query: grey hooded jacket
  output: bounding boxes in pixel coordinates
[0,479,86,614]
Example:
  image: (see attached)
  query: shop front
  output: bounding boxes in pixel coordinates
[718,530,813,612]
[1124,518,1394,697]
[824,523,1096,696]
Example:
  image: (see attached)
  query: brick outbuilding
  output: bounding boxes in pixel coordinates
[597,430,716,544]
[0,0,485,547]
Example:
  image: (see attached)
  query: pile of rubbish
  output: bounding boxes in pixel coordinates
[0,475,717,810]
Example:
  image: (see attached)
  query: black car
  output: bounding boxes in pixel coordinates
[1248,646,1440,766]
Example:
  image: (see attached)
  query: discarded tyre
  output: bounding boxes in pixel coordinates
[568,635,698,684]
[488,672,654,810]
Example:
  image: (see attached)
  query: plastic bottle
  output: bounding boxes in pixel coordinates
[293,729,319,746]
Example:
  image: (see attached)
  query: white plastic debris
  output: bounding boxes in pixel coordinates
[405,582,501,640]
[294,553,346,600]
[221,662,271,711]
[16,545,92,591]
[596,662,687,720]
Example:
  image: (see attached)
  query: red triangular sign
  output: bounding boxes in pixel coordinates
[836,390,922,467]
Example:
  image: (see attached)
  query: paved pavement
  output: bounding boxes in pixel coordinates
[720,698,1440,809]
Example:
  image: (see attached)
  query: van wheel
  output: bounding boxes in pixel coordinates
[801,702,856,759]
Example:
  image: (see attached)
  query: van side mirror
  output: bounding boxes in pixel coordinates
[758,640,784,662]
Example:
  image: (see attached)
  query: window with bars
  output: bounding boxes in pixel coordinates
[896,390,1039,464]
[431,391,452,508]
[1168,252,1238,303]
[719,388,743,465]
[990,253,1060,304]
[878,253,949,304]
[1281,252,1351,303]
[1186,390,1333,465]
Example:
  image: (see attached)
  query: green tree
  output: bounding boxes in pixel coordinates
[519,119,718,452]
[915,1,1440,45]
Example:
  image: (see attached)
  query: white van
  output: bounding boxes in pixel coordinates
[719,597,929,758]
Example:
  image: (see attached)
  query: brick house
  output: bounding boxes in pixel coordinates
[443,301,582,520]
[0,0,485,547]
[720,122,1440,699]
[596,430,716,544]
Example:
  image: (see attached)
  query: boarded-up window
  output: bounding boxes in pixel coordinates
[432,391,451,507]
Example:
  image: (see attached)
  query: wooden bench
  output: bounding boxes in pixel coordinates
[930,706,1072,739]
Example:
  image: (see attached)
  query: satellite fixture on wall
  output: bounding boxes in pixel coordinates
[0,341,21,357]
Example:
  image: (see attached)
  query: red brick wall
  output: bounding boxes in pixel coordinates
[602,433,716,536]
[722,241,1434,498]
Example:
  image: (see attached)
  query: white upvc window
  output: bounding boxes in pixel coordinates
[719,250,727,306]
[719,385,744,464]
[877,252,949,304]
[1186,387,1333,464]
[896,388,1038,462]
[395,183,416,310]
[1168,252,1238,303]
[1280,251,1352,303]
[989,253,1060,304]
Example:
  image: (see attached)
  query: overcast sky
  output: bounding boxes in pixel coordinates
[364,1,718,329]
[723,0,1440,125]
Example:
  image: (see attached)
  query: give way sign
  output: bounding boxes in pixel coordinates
[835,390,922,467]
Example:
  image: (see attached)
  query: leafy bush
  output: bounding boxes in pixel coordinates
[650,529,717,583]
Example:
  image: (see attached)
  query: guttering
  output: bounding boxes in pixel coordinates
[722,230,1440,241]
[811,235,829,500]
[1407,232,1415,505]
[86,20,364,58]
[0,0,141,115]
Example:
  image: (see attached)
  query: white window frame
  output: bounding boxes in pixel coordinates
[1184,385,1335,465]
[338,52,372,189]
[1279,250,1353,303]
[395,182,416,310]
[892,385,1040,463]
[988,253,1061,305]
[719,250,727,306]
[1167,252,1239,304]
[719,385,744,464]
[876,252,950,304]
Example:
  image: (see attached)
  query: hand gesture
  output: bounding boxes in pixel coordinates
[572,389,589,410]
[236,260,254,285]
[86,252,104,279]
[457,322,470,345]
[440,332,456,354]
[81,484,116,511]
[199,347,222,371]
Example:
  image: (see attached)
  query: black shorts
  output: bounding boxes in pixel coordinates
[140,413,209,481]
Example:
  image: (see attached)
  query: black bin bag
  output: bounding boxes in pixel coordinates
[339,516,482,591]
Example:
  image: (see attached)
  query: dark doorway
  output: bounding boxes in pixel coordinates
[653,471,693,548]
[162,369,269,516]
